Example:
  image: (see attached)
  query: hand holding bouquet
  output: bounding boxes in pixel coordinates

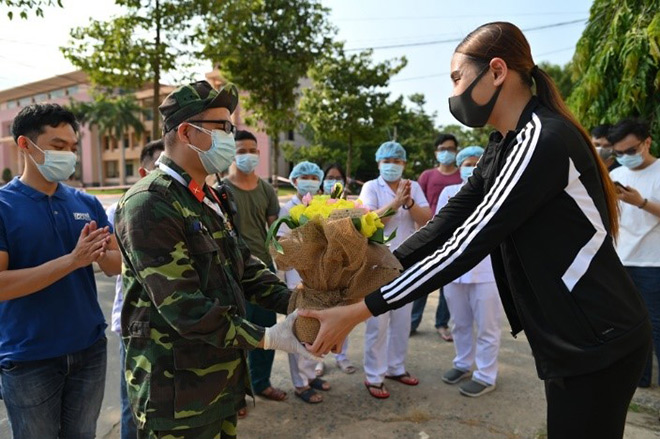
[266,183,403,343]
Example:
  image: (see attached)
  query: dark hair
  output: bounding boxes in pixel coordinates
[323,163,347,183]
[434,133,459,148]
[11,103,79,142]
[455,21,619,238]
[140,139,165,167]
[606,119,651,145]
[590,124,611,139]
[235,129,257,143]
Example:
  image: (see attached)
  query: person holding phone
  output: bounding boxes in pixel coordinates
[301,22,651,439]
[608,119,660,389]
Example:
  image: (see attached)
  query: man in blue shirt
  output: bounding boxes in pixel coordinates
[0,103,121,439]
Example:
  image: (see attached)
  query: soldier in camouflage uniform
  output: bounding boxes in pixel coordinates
[115,81,312,439]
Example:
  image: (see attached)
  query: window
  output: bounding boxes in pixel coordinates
[50,89,65,99]
[66,86,79,96]
[123,136,129,149]
[104,136,111,151]
[34,93,49,103]
[125,162,134,177]
[18,97,33,107]
[105,160,119,178]
[144,108,153,121]
[288,130,295,141]
[6,101,17,109]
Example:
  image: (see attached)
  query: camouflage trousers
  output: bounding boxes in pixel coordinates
[137,415,238,439]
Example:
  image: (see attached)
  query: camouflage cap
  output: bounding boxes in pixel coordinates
[159,81,239,133]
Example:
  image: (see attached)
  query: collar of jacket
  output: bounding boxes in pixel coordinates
[487,96,540,146]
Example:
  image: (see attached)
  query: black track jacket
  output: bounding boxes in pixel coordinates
[365,97,651,379]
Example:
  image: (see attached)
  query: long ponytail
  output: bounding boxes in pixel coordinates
[532,67,619,239]
[456,22,619,239]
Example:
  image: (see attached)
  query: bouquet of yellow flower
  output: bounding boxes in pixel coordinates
[266,183,403,343]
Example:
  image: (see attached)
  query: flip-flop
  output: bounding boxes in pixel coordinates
[385,372,419,386]
[237,407,247,419]
[309,378,330,391]
[336,359,357,374]
[295,387,322,404]
[364,381,389,399]
[258,386,287,401]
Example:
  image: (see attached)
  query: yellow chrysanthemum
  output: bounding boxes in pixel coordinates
[289,204,306,223]
[359,211,382,238]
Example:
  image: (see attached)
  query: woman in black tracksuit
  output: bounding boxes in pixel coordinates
[301,22,652,439]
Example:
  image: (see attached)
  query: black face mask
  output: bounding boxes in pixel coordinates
[448,65,502,128]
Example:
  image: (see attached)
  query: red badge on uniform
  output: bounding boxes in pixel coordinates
[187,180,205,203]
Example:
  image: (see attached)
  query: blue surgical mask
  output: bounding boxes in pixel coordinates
[27,139,77,182]
[323,179,343,195]
[460,166,475,181]
[380,163,404,182]
[296,180,321,196]
[436,150,457,165]
[616,153,644,169]
[187,124,236,174]
[235,153,259,173]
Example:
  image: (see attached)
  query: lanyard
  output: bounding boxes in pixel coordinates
[158,162,235,235]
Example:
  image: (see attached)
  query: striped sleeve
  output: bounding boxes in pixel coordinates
[366,114,566,315]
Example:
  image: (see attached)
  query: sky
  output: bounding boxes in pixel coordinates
[0,0,593,126]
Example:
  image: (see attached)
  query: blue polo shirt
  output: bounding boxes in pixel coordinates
[0,177,108,366]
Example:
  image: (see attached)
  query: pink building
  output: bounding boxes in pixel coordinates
[0,70,306,187]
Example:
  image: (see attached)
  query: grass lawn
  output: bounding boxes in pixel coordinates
[85,189,127,195]
[276,187,296,197]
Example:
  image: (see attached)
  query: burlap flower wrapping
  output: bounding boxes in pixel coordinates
[273,215,403,343]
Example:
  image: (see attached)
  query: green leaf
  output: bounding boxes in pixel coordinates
[265,216,299,254]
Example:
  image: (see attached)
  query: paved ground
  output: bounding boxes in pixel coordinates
[1,193,659,438]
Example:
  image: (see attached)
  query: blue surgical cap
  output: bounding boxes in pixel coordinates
[289,161,324,182]
[456,146,485,167]
[375,141,407,162]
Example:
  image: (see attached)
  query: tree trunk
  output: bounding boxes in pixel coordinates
[152,0,161,138]
[346,133,353,182]
[271,134,279,189]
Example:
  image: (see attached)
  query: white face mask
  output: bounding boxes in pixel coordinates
[187,124,236,174]
[26,139,77,182]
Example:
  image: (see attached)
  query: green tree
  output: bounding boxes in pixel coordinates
[387,94,439,179]
[567,0,660,150]
[298,45,406,180]
[199,0,334,187]
[2,168,12,183]
[62,0,198,138]
[68,94,145,186]
[2,0,61,19]
[538,61,575,100]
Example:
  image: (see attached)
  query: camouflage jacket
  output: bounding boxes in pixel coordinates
[115,155,290,430]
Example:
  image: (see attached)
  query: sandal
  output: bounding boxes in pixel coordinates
[315,361,325,377]
[258,386,287,401]
[437,326,453,342]
[309,378,330,391]
[385,371,419,386]
[295,387,323,404]
[336,359,357,374]
[364,381,389,399]
[237,407,247,419]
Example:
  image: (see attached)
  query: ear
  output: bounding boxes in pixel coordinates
[176,123,191,144]
[489,57,508,86]
[16,135,31,150]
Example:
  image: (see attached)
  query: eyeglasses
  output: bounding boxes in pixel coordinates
[613,141,643,157]
[187,119,236,135]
